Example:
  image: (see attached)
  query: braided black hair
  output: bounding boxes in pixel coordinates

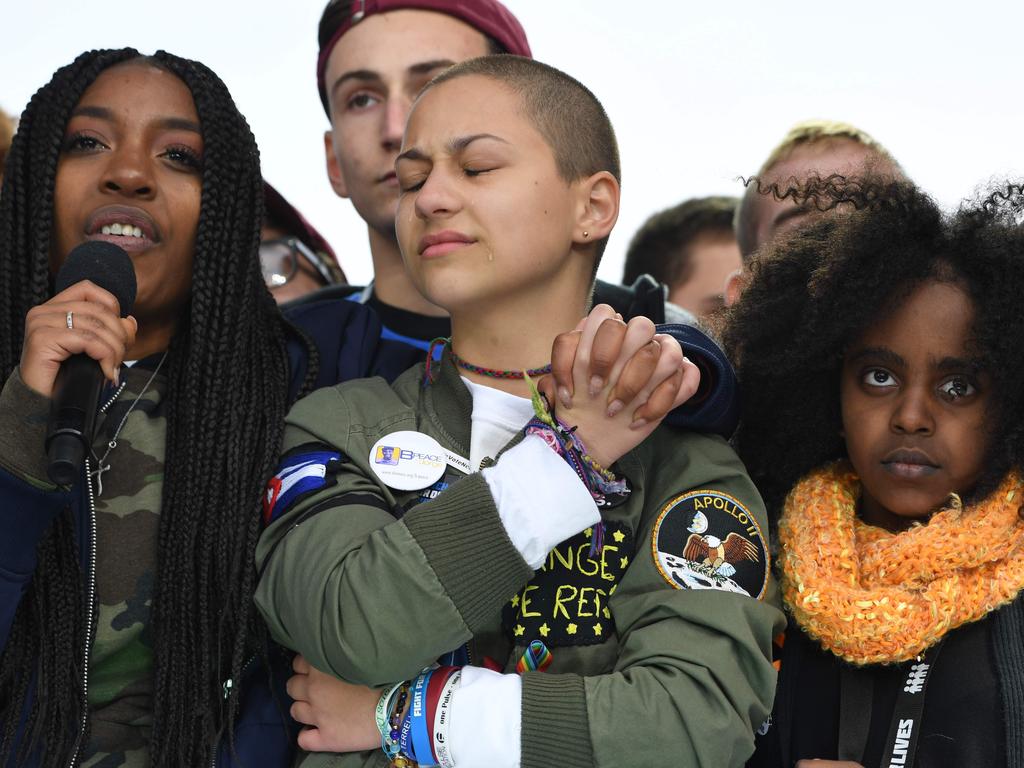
[724,177,1024,522]
[0,49,317,766]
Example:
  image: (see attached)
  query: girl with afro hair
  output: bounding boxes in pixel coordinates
[728,179,1024,768]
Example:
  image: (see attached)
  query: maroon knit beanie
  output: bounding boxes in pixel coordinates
[316,0,531,114]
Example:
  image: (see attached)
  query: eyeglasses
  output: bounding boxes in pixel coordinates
[259,237,340,289]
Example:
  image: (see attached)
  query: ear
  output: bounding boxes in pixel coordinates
[572,171,619,245]
[324,130,350,199]
[724,268,747,307]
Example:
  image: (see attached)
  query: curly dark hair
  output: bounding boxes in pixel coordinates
[0,49,316,766]
[724,177,1024,520]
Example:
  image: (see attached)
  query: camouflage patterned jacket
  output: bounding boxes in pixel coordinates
[0,361,303,768]
[0,299,390,767]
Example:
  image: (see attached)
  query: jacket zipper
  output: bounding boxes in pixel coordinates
[210,653,259,767]
[69,459,99,767]
[66,386,121,765]
[100,382,127,414]
[221,653,258,700]
[67,386,124,765]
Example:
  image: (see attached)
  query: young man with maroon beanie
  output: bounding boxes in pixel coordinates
[269,2,749,757]
[308,0,692,354]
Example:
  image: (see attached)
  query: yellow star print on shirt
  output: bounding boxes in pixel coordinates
[567,623,578,635]
[612,529,626,543]
[593,622,603,636]
[511,595,520,608]
[514,624,525,637]
[539,623,550,637]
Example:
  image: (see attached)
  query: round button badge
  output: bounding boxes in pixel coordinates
[369,430,448,491]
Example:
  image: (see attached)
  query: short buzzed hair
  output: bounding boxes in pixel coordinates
[623,196,736,287]
[735,119,900,259]
[425,55,620,261]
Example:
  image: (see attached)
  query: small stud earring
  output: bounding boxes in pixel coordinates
[583,230,590,238]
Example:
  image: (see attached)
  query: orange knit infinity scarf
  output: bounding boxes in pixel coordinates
[778,463,1024,665]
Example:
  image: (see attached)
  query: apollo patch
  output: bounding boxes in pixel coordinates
[651,490,768,599]
[263,444,344,525]
[503,522,633,647]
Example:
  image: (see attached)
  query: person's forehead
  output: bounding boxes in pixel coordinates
[751,140,889,235]
[848,282,977,372]
[325,9,490,87]
[689,231,740,262]
[405,76,525,144]
[766,139,881,180]
[85,61,185,95]
[77,62,197,122]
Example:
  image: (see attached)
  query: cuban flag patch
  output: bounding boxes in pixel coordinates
[263,444,345,525]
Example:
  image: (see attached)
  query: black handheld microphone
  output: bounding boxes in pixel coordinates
[45,242,137,486]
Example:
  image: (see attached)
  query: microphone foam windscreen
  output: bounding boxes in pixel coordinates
[55,242,137,318]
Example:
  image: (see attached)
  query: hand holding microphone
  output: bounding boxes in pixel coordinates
[18,242,137,485]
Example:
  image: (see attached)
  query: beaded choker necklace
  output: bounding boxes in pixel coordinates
[426,337,552,381]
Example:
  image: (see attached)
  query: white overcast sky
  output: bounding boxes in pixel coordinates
[3,1,1022,286]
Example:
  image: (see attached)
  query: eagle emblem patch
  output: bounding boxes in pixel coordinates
[651,490,768,599]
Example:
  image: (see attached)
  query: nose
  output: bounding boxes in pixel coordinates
[413,166,461,221]
[891,386,935,436]
[381,97,409,151]
[100,141,155,198]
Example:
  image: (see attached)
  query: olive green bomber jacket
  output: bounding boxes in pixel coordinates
[255,358,784,768]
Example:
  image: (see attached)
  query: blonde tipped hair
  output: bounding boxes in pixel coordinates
[758,119,897,176]
[735,119,902,260]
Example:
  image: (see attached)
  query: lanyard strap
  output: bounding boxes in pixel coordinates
[878,637,946,768]
[837,637,946,767]
[837,662,874,763]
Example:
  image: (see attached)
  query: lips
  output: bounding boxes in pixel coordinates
[418,230,476,259]
[84,205,160,253]
[881,447,940,479]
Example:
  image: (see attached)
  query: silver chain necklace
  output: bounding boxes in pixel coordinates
[89,351,168,497]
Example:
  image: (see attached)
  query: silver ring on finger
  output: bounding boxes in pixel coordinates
[66,310,74,330]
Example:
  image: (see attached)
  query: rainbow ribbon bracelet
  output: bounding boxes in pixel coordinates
[516,639,554,673]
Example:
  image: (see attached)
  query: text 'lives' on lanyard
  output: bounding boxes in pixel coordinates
[838,637,946,768]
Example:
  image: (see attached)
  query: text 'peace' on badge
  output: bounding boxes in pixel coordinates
[369,430,447,491]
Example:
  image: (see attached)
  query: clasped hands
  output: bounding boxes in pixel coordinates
[286,303,700,752]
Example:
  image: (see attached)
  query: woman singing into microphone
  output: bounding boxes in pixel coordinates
[0,49,328,767]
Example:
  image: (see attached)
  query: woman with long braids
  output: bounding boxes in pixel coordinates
[0,48,352,767]
[0,48,717,767]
